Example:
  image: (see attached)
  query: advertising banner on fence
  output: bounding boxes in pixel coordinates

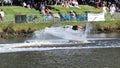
[87,13,105,21]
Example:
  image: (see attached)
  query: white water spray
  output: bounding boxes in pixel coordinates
[1,22,119,53]
[32,23,92,42]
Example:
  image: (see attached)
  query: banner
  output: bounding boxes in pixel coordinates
[87,13,105,21]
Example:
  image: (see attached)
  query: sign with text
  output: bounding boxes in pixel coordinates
[87,13,105,21]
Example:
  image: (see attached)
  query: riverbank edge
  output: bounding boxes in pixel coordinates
[0,20,120,38]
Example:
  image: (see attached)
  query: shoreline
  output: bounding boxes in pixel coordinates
[0,20,120,38]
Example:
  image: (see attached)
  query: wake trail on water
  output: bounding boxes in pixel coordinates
[0,43,120,53]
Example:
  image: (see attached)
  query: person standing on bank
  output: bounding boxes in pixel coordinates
[109,4,116,20]
[0,9,4,23]
[102,4,108,17]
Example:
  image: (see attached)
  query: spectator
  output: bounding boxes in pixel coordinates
[116,2,120,12]
[73,10,78,17]
[102,0,107,6]
[102,4,108,16]
[26,0,31,9]
[115,0,119,4]
[0,9,4,23]
[40,8,46,15]
[39,2,45,10]
[107,2,112,10]
[45,7,51,15]
[55,0,60,5]
[82,0,86,5]
[69,10,76,20]
[61,1,68,8]
[22,1,27,7]
[58,12,64,19]
[27,4,31,9]
[61,1,65,7]
[95,0,99,8]
[89,0,94,6]
[72,0,79,8]
[109,4,116,20]
[31,0,35,8]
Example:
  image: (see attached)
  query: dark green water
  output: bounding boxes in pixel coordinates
[0,48,120,68]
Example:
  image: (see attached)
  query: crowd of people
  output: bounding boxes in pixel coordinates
[102,3,117,20]
[5,1,120,19]
[0,0,120,22]
[0,0,120,10]
[61,0,79,8]
[15,0,120,16]
[1,0,120,14]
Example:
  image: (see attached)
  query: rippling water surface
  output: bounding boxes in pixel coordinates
[0,47,120,68]
[0,32,120,68]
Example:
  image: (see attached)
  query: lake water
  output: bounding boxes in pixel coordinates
[0,30,120,68]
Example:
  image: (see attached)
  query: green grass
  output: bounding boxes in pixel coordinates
[0,5,119,32]
[0,6,40,14]
[0,5,103,16]
[0,6,40,23]
[50,5,102,13]
[0,5,101,15]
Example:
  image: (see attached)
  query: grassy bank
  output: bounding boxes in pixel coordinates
[50,5,101,13]
[0,5,101,14]
[0,20,120,33]
[0,5,120,33]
